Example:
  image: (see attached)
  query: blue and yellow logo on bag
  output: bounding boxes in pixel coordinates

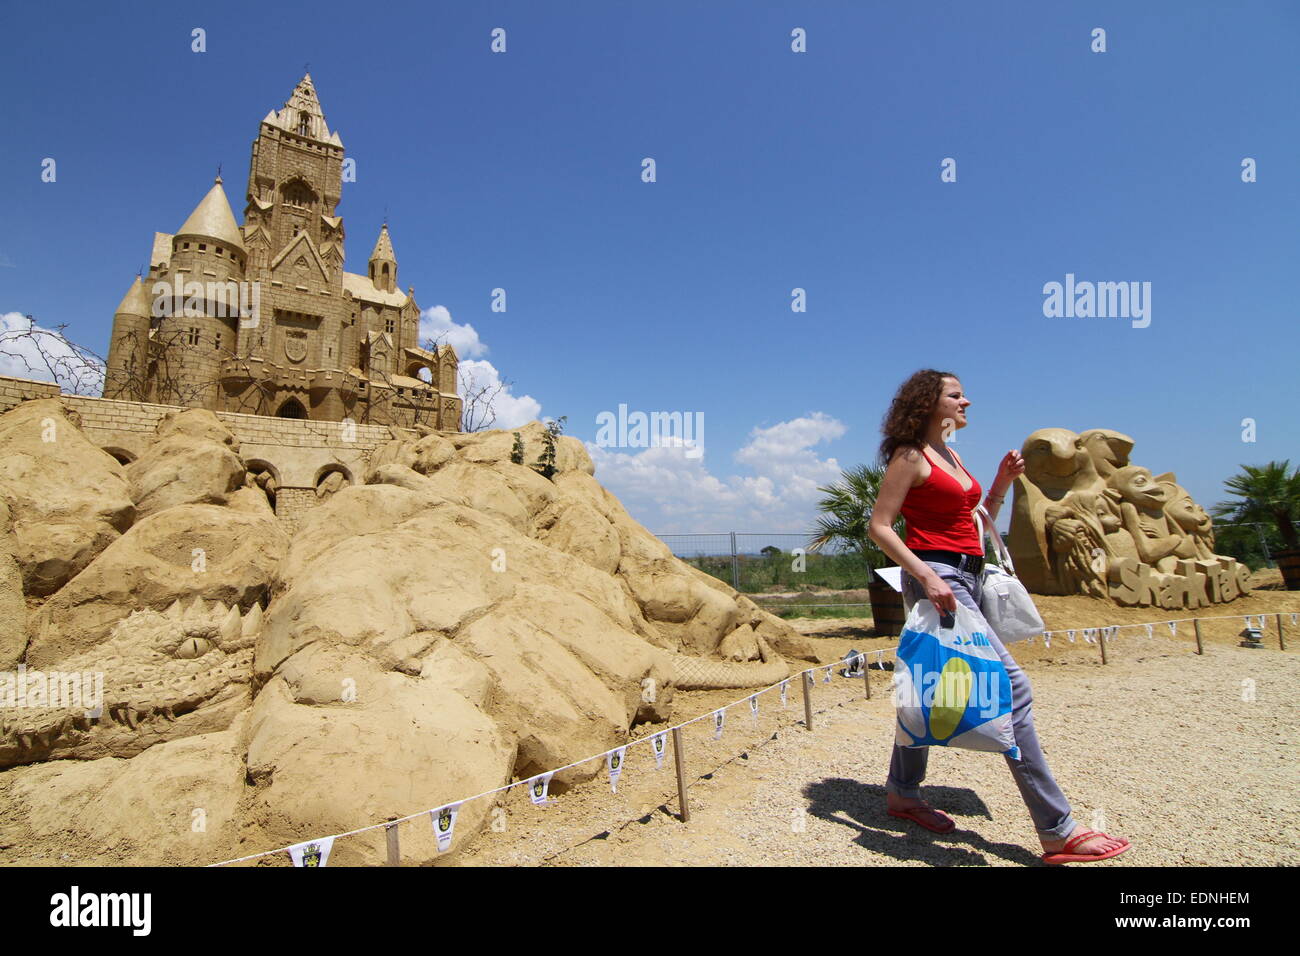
[893,610,1019,758]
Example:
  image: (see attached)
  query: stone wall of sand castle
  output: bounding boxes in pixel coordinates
[0,373,397,531]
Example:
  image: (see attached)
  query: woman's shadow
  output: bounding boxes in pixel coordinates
[803,778,1046,866]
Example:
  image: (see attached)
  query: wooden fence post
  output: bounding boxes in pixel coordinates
[1193,619,1204,655]
[671,727,690,823]
[385,822,400,866]
[1277,613,1287,651]
[802,671,814,732]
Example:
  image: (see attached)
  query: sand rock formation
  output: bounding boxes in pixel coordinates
[126,409,246,517]
[0,399,135,596]
[0,402,818,866]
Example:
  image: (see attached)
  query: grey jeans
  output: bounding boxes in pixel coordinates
[887,559,1077,840]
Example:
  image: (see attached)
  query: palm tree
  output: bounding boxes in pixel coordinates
[807,463,906,571]
[1211,460,1300,551]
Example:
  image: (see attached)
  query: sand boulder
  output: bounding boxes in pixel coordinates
[0,399,135,596]
[126,409,245,517]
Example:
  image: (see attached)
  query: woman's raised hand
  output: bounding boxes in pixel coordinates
[995,449,1025,485]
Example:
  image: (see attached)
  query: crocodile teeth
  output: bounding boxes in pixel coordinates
[165,600,185,620]
[219,606,243,646]
[241,602,263,639]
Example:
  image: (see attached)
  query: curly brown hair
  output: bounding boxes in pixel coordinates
[878,368,958,465]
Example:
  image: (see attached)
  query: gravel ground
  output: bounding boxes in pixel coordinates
[453,632,1298,866]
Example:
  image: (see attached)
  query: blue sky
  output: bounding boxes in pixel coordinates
[1,0,1296,534]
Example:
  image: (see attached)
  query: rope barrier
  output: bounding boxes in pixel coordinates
[208,606,1293,866]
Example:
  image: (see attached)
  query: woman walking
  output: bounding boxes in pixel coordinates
[867,368,1131,864]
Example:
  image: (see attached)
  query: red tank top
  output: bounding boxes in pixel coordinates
[900,447,982,554]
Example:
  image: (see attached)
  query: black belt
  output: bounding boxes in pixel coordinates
[912,550,984,574]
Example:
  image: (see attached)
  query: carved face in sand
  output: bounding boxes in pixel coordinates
[1159,479,1211,533]
[1021,428,1099,495]
[1107,465,1168,510]
[1079,429,1134,478]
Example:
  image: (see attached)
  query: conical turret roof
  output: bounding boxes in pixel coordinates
[369,223,396,262]
[114,275,152,317]
[176,177,246,252]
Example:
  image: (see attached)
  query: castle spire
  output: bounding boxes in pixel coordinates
[113,275,151,317]
[368,223,397,292]
[176,177,246,252]
[263,72,342,146]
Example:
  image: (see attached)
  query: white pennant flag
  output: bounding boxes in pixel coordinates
[651,731,668,769]
[1291,613,1298,625]
[1043,633,1051,648]
[1084,629,1095,644]
[1167,621,1177,636]
[606,746,627,792]
[1145,623,1154,639]
[287,836,335,867]
[430,802,461,853]
[527,771,555,806]
[748,694,759,724]
[780,679,789,707]
[712,708,726,740]
[822,665,832,684]
[842,651,863,678]
[1067,629,1076,643]
[1257,615,1268,630]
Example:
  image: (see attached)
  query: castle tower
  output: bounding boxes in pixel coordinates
[368,223,397,293]
[104,276,153,401]
[243,73,346,276]
[153,176,247,407]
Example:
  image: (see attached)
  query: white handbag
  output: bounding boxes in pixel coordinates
[972,504,1044,644]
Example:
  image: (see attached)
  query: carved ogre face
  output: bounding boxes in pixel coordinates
[1108,465,1168,509]
[1021,428,1098,493]
[1079,428,1134,476]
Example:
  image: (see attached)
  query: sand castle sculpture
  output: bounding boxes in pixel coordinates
[0,398,814,865]
[1007,428,1249,608]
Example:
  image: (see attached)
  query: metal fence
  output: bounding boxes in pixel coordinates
[655,522,1282,593]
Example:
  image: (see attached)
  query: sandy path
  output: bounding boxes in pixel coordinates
[454,633,1298,866]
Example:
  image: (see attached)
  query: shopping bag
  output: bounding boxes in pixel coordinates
[892,599,1019,758]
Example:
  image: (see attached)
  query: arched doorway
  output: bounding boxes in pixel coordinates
[276,398,307,419]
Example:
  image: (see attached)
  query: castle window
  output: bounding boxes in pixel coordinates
[215,333,222,351]
[198,244,206,251]
[182,242,190,250]
[385,318,395,334]
[215,246,222,255]
[187,327,200,346]
[298,112,310,137]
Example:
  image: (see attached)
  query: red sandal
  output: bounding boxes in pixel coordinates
[1041,828,1131,864]
[888,805,956,834]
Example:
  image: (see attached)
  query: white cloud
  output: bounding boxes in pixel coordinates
[459,358,542,430]
[586,412,846,532]
[419,304,487,358]
[0,311,104,393]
